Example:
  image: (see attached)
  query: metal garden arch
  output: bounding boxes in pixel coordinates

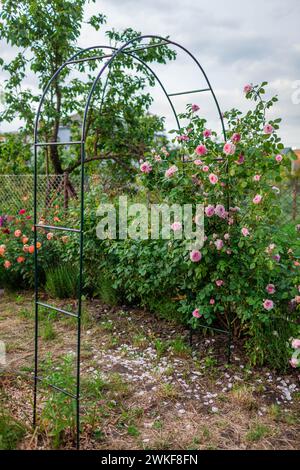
[33,35,227,449]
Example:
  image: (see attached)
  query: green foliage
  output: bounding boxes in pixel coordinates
[45,263,78,299]
[0,134,32,174]
[0,412,26,450]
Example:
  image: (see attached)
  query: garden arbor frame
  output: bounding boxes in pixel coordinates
[33,35,227,449]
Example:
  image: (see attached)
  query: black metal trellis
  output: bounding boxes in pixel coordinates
[33,34,228,449]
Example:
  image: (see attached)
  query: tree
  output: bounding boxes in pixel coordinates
[0,1,175,192]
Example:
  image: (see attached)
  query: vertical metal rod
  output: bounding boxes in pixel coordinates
[33,133,38,428]
[76,140,85,450]
[227,329,232,364]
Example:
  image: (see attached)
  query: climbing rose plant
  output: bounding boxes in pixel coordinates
[136,82,300,368]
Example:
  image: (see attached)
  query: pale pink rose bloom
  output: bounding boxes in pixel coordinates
[209,173,218,184]
[215,204,226,218]
[14,229,22,237]
[47,232,54,240]
[253,174,261,181]
[241,227,250,237]
[224,233,230,240]
[215,239,224,250]
[202,165,209,172]
[165,165,178,178]
[291,339,300,349]
[231,133,241,143]
[191,104,200,112]
[275,154,283,162]
[154,154,162,162]
[290,357,299,368]
[195,144,207,156]
[228,217,234,225]
[171,222,182,232]
[140,161,152,173]
[216,280,224,287]
[194,159,203,166]
[295,296,300,304]
[263,123,274,134]
[205,205,215,217]
[210,298,215,305]
[177,134,189,142]
[244,84,253,93]
[265,243,276,255]
[263,299,274,311]
[226,249,232,255]
[203,129,212,138]
[190,250,202,262]
[223,142,236,155]
[253,194,262,204]
[192,308,202,318]
[266,284,275,294]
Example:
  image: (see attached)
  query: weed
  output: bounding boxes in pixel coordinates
[0,412,26,450]
[246,423,270,442]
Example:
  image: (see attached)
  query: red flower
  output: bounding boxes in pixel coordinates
[19,209,26,215]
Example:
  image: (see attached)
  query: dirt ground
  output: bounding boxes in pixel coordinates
[0,290,299,450]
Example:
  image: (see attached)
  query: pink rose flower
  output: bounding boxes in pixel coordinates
[140,161,152,174]
[244,84,253,93]
[215,204,226,218]
[165,165,178,178]
[263,299,274,311]
[194,159,203,166]
[205,205,215,217]
[266,284,275,294]
[223,142,236,155]
[171,222,182,232]
[231,133,241,143]
[241,227,249,237]
[202,165,209,172]
[191,104,200,112]
[19,209,26,215]
[290,357,299,368]
[177,134,189,142]
[154,154,162,162]
[195,144,207,156]
[224,233,230,240]
[216,280,224,287]
[203,129,212,138]
[190,250,202,262]
[273,254,281,262]
[14,230,22,238]
[291,339,300,349]
[236,154,245,165]
[4,260,11,269]
[215,239,224,250]
[253,174,261,181]
[263,124,274,134]
[253,194,262,204]
[210,298,215,305]
[192,308,202,318]
[275,154,283,162]
[209,173,218,184]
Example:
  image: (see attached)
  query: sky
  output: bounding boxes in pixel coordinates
[1,0,300,147]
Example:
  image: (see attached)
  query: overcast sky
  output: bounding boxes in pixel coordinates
[1,0,299,147]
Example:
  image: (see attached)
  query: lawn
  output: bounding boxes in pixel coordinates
[0,290,299,450]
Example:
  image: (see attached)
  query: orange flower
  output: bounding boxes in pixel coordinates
[0,245,6,256]
[47,232,54,240]
[36,242,42,249]
[53,216,60,222]
[23,244,29,253]
[17,256,25,263]
[22,236,29,244]
[28,245,35,254]
[4,260,11,269]
[294,261,300,267]
[14,229,22,238]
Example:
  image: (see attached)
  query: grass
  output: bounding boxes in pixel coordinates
[246,423,271,442]
[0,413,26,450]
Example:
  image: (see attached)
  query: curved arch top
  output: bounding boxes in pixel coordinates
[32,35,227,450]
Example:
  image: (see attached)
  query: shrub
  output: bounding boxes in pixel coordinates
[45,264,78,299]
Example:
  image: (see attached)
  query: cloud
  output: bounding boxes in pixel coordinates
[0,0,299,146]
